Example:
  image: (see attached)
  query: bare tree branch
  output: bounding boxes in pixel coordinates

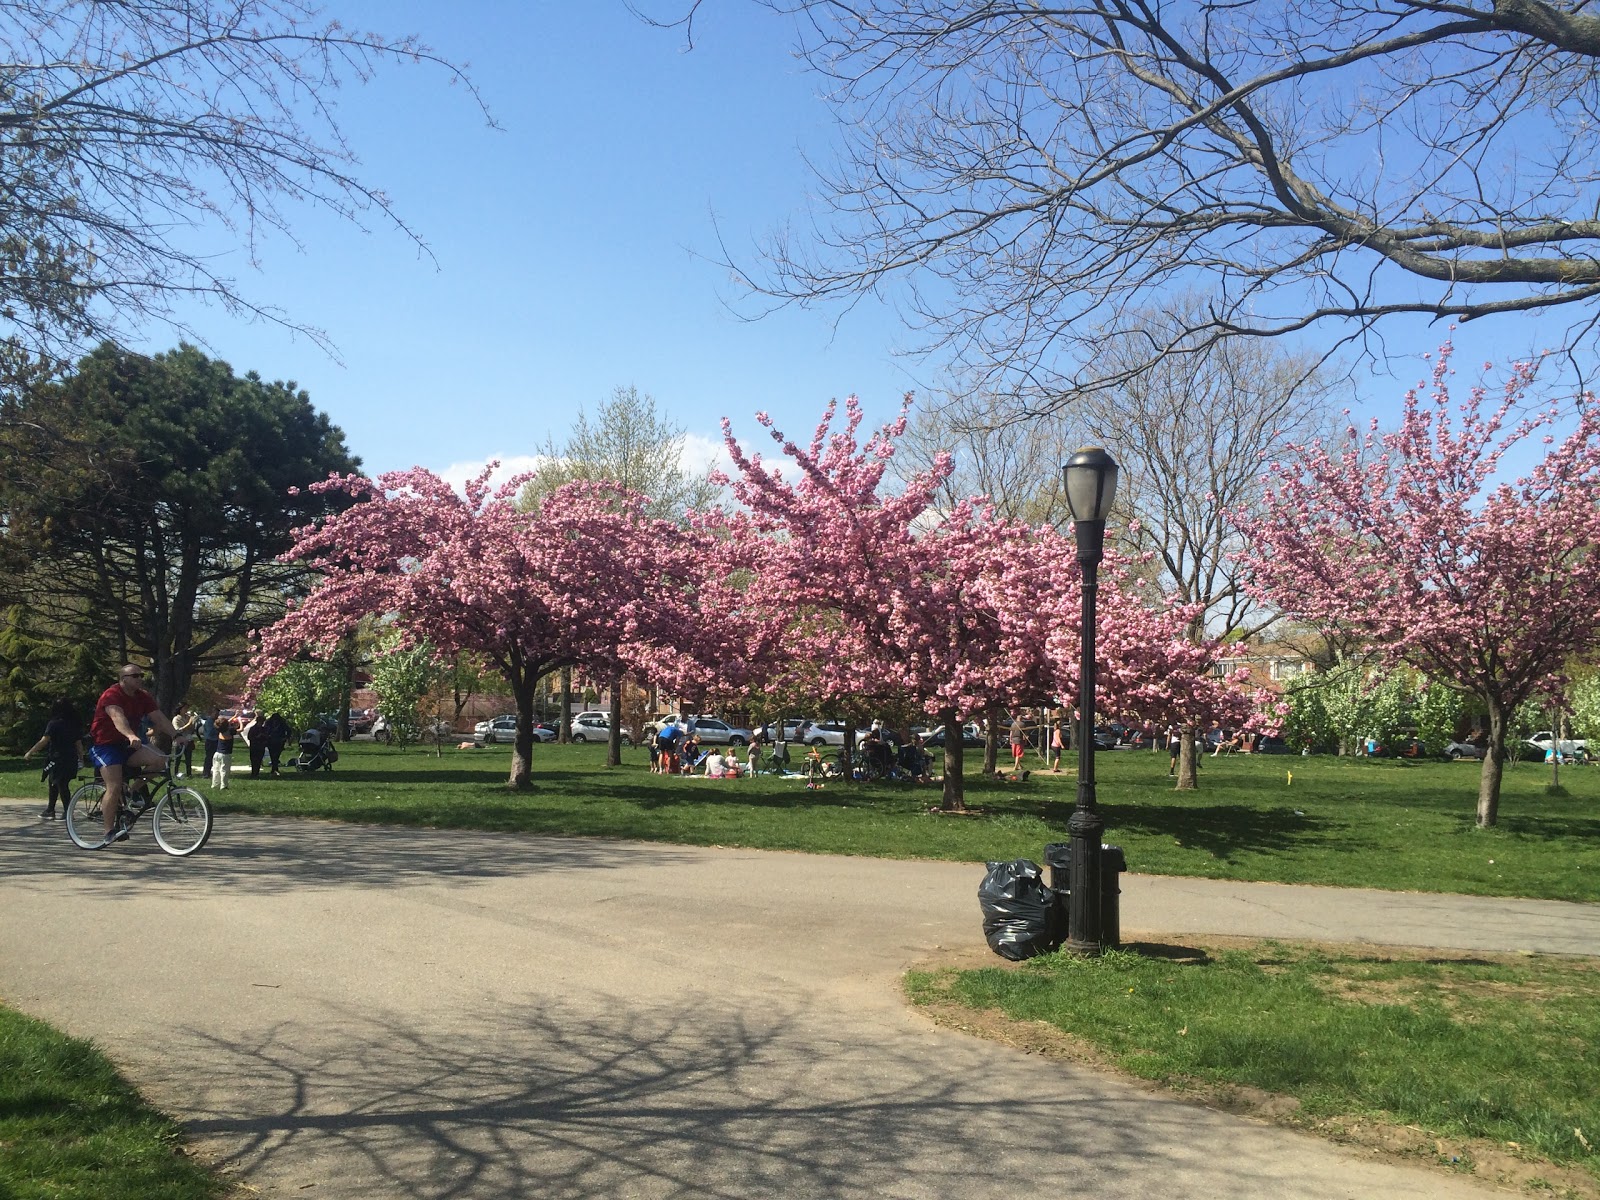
[0,0,491,375]
[733,0,1600,400]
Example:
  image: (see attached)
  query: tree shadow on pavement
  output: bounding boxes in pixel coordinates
[143,993,1402,1200]
[0,811,704,896]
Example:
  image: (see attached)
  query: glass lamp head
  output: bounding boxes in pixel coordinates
[1061,447,1120,523]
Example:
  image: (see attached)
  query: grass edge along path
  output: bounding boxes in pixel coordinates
[0,1002,229,1200]
[906,939,1600,1198]
[5,742,1600,899]
[190,743,1600,902]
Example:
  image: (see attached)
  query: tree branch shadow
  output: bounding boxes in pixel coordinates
[139,993,1391,1200]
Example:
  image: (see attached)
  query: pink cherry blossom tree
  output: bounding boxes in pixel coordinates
[713,398,1252,808]
[1241,346,1600,826]
[256,468,704,788]
[1035,537,1260,789]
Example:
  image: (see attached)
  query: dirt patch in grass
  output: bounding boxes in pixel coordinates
[906,936,1600,1200]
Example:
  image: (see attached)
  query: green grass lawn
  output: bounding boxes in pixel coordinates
[0,1004,225,1200]
[908,941,1600,1186]
[5,739,1595,900]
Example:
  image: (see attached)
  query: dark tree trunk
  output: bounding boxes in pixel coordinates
[1479,698,1506,827]
[509,669,536,789]
[983,703,1000,774]
[1175,726,1199,790]
[607,673,623,768]
[558,666,573,743]
[940,707,966,811]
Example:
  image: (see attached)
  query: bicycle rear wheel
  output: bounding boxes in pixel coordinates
[152,787,212,857]
[64,781,108,849]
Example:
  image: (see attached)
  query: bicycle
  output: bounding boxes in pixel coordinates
[64,743,213,857]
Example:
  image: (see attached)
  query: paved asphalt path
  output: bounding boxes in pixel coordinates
[3,799,1598,1199]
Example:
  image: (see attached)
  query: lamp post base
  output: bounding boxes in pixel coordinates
[1065,798,1104,952]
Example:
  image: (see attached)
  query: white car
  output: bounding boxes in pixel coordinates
[570,714,633,745]
[474,715,556,745]
[1528,731,1587,761]
[800,720,874,747]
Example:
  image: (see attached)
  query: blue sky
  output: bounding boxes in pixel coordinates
[131,3,1587,489]
[134,3,929,486]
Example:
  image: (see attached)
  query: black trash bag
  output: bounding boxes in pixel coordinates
[978,859,1062,961]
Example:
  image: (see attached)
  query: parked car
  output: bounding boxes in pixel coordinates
[801,720,874,747]
[689,717,754,746]
[1444,740,1483,760]
[474,715,556,745]
[758,718,812,743]
[570,714,633,745]
[1528,731,1588,761]
[920,723,986,749]
[1102,721,1153,748]
[1253,735,1294,755]
[347,708,376,734]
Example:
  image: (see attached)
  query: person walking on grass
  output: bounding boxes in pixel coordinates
[172,708,197,776]
[1009,709,1028,771]
[212,715,237,789]
[264,711,289,777]
[243,710,266,778]
[1050,713,1065,773]
[24,698,85,820]
[199,708,218,777]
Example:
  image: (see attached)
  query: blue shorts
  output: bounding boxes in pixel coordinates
[89,742,135,769]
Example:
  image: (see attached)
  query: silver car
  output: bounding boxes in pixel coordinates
[570,714,633,745]
[474,715,556,745]
[683,717,753,746]
[800,720,874,747]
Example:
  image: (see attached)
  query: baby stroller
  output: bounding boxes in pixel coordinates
[295,726,339,772]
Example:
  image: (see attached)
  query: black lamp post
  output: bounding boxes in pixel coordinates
[1061,446,1119,954]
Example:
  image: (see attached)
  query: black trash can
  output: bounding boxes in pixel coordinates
[1042,841,1127,950]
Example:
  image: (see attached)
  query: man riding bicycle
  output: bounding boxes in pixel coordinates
[88,664,186,849]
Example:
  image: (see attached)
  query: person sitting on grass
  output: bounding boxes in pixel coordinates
[862,732,895,778]
[898,735,933,785]
[705,749,726,777]
[680,733,705,774]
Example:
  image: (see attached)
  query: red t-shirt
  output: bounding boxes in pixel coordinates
[90,683,159,747]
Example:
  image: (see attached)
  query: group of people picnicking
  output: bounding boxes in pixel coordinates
[645,715,943,785]
[648,716,761,777]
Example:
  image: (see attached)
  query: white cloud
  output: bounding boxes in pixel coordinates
[683,429,802,485]
[436,454,549,498]
[681,431,733,477]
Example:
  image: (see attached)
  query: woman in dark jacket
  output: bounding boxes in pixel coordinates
[24,698,85,819]
[264,712,290,777]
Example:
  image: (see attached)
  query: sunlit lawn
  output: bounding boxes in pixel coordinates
[6,739,1592,900]
[909,941,1600,1186]
[0,1004,225,1200]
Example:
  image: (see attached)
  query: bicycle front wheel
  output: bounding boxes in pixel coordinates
[64,781,108,849]
[152,787,212,857]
